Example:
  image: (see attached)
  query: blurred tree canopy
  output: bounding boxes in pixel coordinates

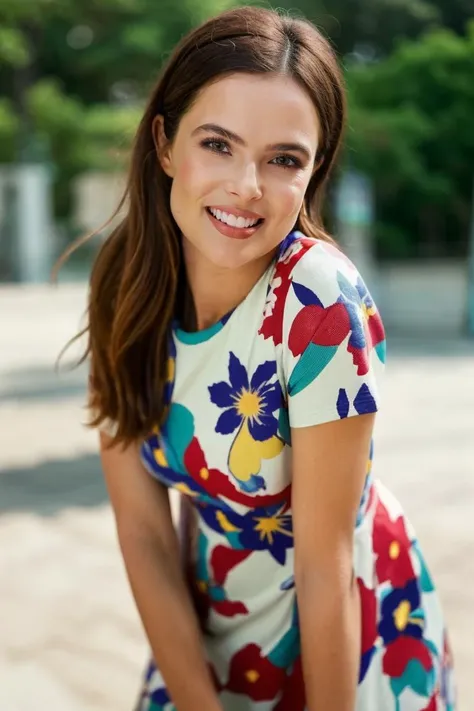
[0,0,233,215]
[346,23,474,258]
[0,0,473,258]
[277,0,474,58]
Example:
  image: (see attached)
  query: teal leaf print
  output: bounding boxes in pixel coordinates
[288,343,338,397]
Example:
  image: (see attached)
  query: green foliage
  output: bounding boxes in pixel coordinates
[261,0,439,56]
[0,0,228,220]
[0,99,17,161]
[0,0,473,256]
[0,27,30,67]
[272,0,472,57]
[24,78,141,214]
[346,22,474,257]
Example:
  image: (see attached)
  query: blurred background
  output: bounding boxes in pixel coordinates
[0,0,472,709]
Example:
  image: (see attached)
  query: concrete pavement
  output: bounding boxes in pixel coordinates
[1,283,473,710]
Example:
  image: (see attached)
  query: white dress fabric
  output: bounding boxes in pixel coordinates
[126,231,456,711]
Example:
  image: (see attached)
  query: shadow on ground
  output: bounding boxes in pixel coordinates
[0,453,107,516]
[0,362,88,402]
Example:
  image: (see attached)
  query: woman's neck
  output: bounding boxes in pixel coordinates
[182,242,276,332]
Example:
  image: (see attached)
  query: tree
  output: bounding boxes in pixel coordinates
[273,0,473,57]
[346,22,474,258]
[0,0,232,217]
[1,0,474,260]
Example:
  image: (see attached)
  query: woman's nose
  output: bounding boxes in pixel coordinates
[226,162,263,202]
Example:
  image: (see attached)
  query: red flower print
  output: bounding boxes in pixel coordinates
[189,534,250,623]
[225,644,286,701]
[208,546,251,618]
[288,301,351,355]
[383,636,433,678]
[421,692,439,711]
[190,572,249,621]
[184,437,291,508]
[373,498,415,587]
[367,307,385,351]
[212,599,248,617]
[211,546,251,586]
[347,341,370,378]
[274,656,305,711]
[378,578,434,683]
[347,308,385,377]
[357,578,378,682]
[259,236,312,345]
[358,578,378,655]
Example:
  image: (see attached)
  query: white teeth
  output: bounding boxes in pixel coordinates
[245,218,258,227]
[209,207,260,229]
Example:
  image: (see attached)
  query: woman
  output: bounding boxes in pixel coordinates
[76,6,455,711]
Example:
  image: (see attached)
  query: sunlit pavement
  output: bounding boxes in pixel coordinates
[1,284,473,711]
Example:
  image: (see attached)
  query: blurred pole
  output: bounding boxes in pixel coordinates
[467,178,474,337]
[9,20,54,284]
[13,162,54,283]
[334,169,377,294]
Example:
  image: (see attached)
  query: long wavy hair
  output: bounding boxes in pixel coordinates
[60,6,346,446]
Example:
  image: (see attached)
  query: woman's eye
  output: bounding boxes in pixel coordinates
[202,139,230,154]
[200,140,301,169]
[272,154,301,169]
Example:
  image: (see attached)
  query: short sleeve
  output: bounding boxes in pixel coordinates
[281,244,386,429]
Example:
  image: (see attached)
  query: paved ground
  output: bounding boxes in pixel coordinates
[1,284,473,711]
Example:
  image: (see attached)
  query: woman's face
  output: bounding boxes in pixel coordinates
[157,72,320,271]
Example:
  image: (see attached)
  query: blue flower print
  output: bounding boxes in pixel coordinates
[379,579,424,645]
[195,500,294,565]
[238,503,293,565]
[336,272,375,351]
[209,354,284,493]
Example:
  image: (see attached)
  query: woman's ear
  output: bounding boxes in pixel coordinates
[152,115,174,177]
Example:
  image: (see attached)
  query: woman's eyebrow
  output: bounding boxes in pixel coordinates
[192,123,313,161]
[192,123,244,144]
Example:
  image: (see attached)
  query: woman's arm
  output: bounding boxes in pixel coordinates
[291,412,375,711]
[100,433,222,711]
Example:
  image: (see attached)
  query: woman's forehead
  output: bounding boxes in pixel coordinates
[181,73,320,150]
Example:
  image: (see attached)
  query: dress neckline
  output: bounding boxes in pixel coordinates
[173,253,279,345]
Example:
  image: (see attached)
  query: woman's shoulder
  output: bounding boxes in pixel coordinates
[274,230,362,290]
[260,231,370,345]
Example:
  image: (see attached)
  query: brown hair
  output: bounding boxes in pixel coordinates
[62,6,346,446]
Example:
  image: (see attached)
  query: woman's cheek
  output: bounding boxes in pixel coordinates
[175,157,200,193]
[276,182,306,218]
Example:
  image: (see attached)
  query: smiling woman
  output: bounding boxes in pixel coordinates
[62,6,456,711]
[153,71,321,282]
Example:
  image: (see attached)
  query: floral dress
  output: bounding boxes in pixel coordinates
[134,231,455,711]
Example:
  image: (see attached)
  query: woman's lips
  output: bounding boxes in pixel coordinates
[206,207,264,240]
